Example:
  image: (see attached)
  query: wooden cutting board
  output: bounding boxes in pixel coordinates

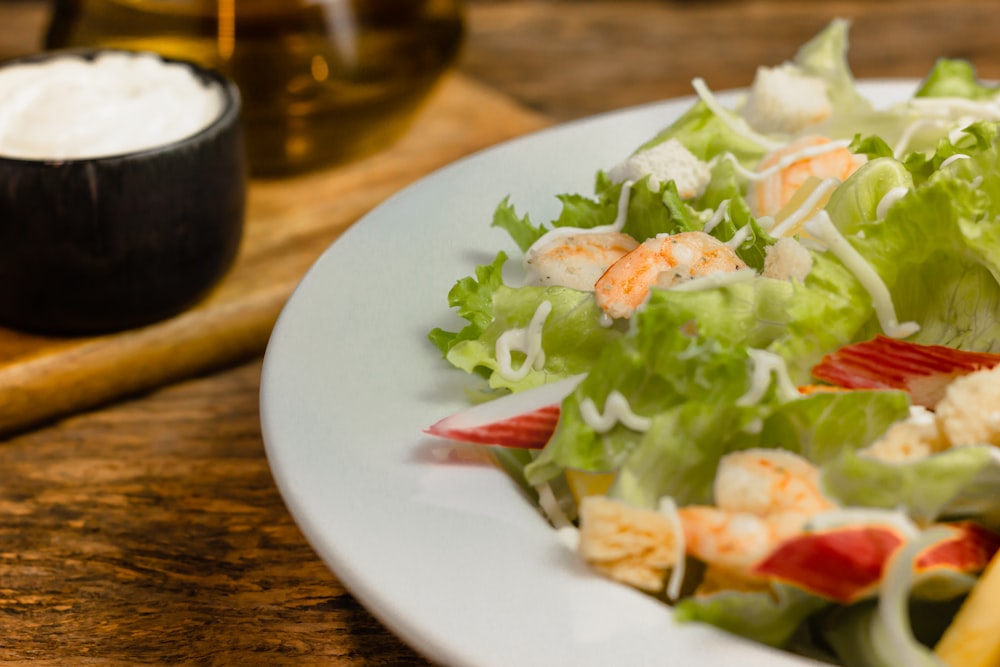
[0,74,550,436]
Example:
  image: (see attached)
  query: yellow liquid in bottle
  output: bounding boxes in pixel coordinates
[47,0,464,176]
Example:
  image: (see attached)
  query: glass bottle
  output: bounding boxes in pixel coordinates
[46,0,465,176]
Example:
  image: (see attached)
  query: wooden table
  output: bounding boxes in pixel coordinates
[2,1,1000,664]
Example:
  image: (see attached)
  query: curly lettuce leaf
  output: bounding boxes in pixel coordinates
[444,281,624,392]
[843,131,1000,351]
[429,251,508,356]
[491,198,548,253]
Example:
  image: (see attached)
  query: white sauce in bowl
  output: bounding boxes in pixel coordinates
[0,51,226,160]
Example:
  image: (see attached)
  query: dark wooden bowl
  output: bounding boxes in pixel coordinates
[0,49,247,335]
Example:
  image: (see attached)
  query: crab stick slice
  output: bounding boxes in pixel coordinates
[812,336,1000,408]
[424,375,582,449]
[753,522,1000,605]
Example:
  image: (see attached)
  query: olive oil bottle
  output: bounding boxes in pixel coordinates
[46,0,464,176]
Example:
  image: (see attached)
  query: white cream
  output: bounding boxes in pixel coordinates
[579,390,652,433]
[0,52,225,160]
[804,211,920,339]
[736,348,801,406]
[494,300,552,381]
[876,186,910,220]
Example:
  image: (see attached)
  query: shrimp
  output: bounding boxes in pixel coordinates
[593,231,747,319]
[749,135,867,218]
[524,231,639,291]
[713,448,835,516]
[678,506,812,573]
[576,449,836,592]
[679,448,835,574]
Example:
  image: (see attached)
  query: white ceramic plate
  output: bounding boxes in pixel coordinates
[260,80,917,667]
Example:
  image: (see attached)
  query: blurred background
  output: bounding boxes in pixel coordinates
[4,0,1000,128]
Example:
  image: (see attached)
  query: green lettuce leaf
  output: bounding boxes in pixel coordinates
[491,197,549,253]
[675,583,830,649]
[636,100,770,169]
[826,157,914,234]
[793,18,872,118]
[915,58,1000,100]
[523,297,909,506]
[612,387,909,508]
[821,445,1000,528]
[429,251,508,357]
[844,132,1000,351]
[444,281,625,392]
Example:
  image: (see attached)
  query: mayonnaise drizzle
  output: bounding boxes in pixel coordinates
[906,95,1000,120]
[769,177,842,237]
[523,180,634,254]
[939,153,971,169]
[804,212,920,339]
[735,348,800,406]
[691,77,784,151]
[658,496,686,601]
[892,118,950,159]
[702,199,730,234]
[875,186,910,220]
[724,223,753,250]
[710,140,852,183]
[892,96,1000,157]
[579,390,652,433]
[670,267,757,292]
[494,300,552,381]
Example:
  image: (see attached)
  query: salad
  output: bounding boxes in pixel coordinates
[426,19,1000,667]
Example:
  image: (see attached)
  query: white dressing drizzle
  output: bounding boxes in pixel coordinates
[735,348,800,406]
[724,223,753,250]
[892,118,949,159]
[939,153,970,169]
[892,95,1000,157]
[876,186,910,220]
[556,525,580,551]
[670,267,757,292]
[535,482,573,529]
[803,212,920,339]
[905,96,1000,120]
[702,199,730,234]
[709,152,761,180]
[495,300,552,381]
[769,177,842,238]
[611,179,634,231]
[710,140,853,184]
[691,78,783,151]
[579,390,652,433]
[523,180,634,255]
[657,496,686,600]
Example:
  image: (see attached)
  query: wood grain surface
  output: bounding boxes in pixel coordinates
[3,0,1000,665]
